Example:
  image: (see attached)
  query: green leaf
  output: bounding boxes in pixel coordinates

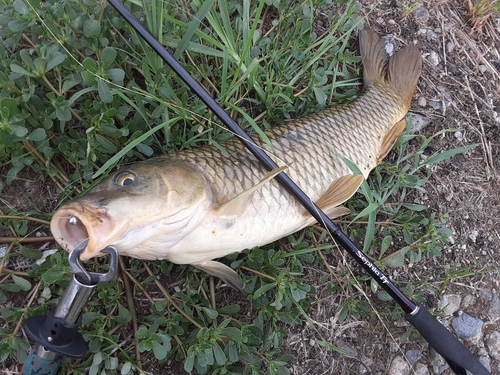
[152,341,167,360]
[351,201,378,222]
[0,98,18,119]
[10,63,36,78]
[221,327,242,341]
[19,246,43,260]
[83,19,101,38]
[402,203,427,212]
[11,275,31,291]
[203,307,218,319]
[45,52,66,72]
[97,80,113,103]
[384,248,408,267]
[184,348,196,372]
[82,312,103,326]
[106,68,125,83]
[41,268,65,284]
[313,87,327,105]
[8,20,29,32]
[121,362,133,375]
[420,144,478,168]
[253,282,276,299]
[135,326,150,340]
[217,304,240,314]
[27,128,46,142]
[118,304,132,322]
[100,47,117,68]
[13,0,30,15]
[212,343,226,366]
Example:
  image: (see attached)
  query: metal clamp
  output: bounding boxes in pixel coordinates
[68,238,119,285]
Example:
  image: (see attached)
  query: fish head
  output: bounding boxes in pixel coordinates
[50,159,212,260]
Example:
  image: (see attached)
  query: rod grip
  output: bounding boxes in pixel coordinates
[406,306,490,375]
[22,346,58,375]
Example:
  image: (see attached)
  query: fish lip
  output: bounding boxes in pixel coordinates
[50,202,114,260]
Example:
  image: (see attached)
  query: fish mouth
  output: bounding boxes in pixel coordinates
[50,202,116,261]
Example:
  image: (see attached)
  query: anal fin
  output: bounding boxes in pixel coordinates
[193,260,243,291]
[377,119,406,164]
[302,175,364,223]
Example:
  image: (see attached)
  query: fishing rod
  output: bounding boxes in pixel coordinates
[107,1,489,374]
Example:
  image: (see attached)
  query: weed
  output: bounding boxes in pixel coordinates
[467,0,500,31]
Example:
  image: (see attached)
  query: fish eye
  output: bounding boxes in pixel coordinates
[115,171,136,187]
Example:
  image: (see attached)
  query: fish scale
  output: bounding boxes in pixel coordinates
[50,28,422,288]
[169,84,403,207]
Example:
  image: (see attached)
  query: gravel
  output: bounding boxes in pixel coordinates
[451,313,484,339]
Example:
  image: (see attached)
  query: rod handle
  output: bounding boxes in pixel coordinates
[22,345,58,375]
[406,306,490,375]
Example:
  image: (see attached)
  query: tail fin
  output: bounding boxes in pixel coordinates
[359,28,422,111]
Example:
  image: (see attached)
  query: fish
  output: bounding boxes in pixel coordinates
[50,28,422,290]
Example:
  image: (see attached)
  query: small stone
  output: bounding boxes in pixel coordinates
[394,320,409,328]
[428,51,439,66]
[309,338,315,346]
[388,356,410,375]
[0,245,7,258]
[413,6,430,24]
[336,340,358,357]
[418,97,427,107]
[413,363,430,375]
[454,131,463,140]
[426,29,438,40]
[439,294,462,316]
[469,230,478,243]
[478,347,488,356]
[480,289,493,301]
[446,41,455,54]
[479,65,487,74]
[428,100,442,110]
[437,363,449,374]
[444,193,453,201]
[437,86,453,105]
[451,313,484,339]
[405,349,421,364]
[462,294,476,309]
[447,236,455,244]
[486,331,500,360]
[358,357,373,374]
[429,349,446,374]
[390,342,399,353]
[407,113,431,133]
[488,294,500,321]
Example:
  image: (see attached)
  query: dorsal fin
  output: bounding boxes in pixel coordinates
[302,175,363,224]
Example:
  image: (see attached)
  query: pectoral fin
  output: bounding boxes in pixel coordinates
[193,260,243,291]
[302,175,363,224]
[377,119,406,164]
[216,166,288,219]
